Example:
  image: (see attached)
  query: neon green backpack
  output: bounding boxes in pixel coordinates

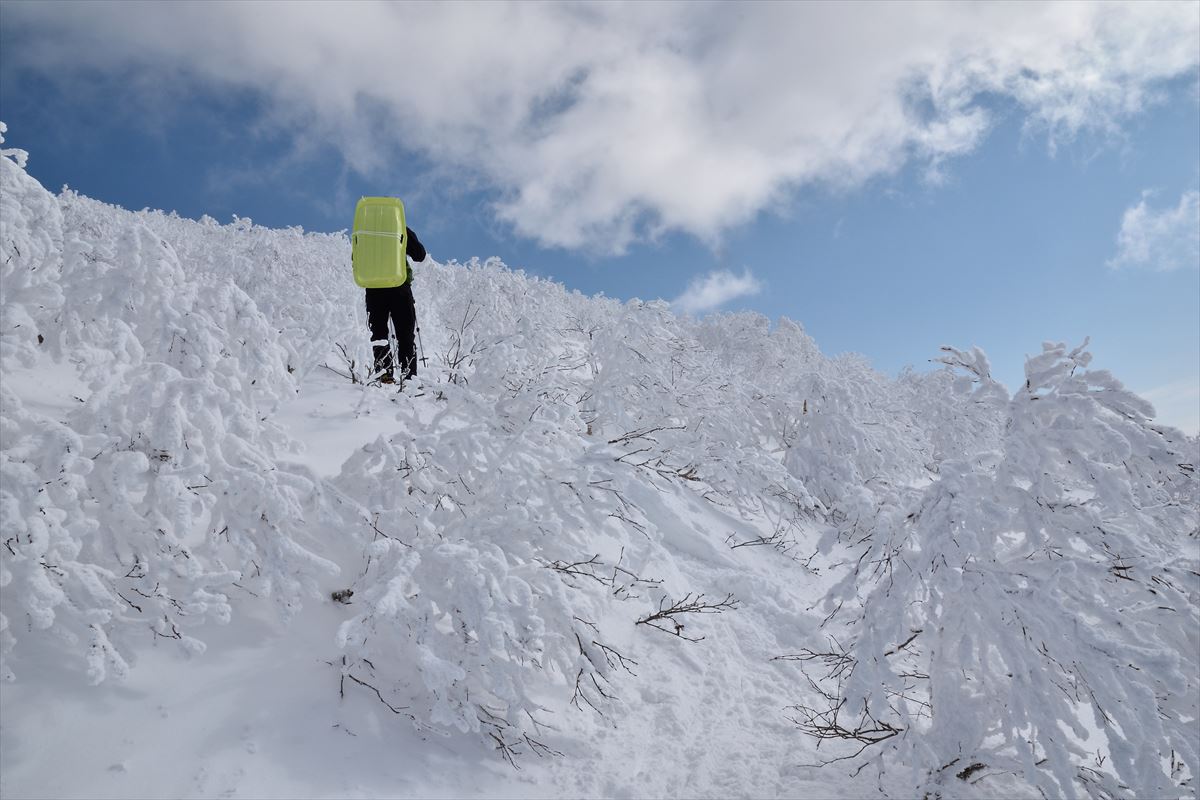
[351,196,408,288]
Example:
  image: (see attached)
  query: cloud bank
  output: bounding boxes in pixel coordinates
[4,1,1198,253]
[672,269,763,316]
[1109,189,1200,271]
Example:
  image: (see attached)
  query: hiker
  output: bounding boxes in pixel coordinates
[364,225,426,383]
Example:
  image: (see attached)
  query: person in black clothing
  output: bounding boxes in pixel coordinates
[365,226,427,384]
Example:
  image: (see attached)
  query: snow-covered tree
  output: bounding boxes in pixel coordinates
[804,341,1199,798]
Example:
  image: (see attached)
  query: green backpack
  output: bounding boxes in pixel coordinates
[351,196,408,288]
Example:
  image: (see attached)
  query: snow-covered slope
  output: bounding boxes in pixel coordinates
[2,125,1197,799]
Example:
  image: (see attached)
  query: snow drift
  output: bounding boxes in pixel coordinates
[1,123,1197,799]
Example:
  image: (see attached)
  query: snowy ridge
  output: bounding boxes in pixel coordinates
[2,125,1198,799]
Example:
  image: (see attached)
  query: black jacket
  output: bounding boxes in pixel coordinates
[406,227,427,264]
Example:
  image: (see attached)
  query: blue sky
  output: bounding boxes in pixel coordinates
[2,1,1198,432]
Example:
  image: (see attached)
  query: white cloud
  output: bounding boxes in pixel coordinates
[1137,377,1200,435]
[672,269,762,315]
[4,2,1198,253]
[1108,189,1200,271]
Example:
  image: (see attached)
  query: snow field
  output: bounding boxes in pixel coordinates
[2,123,1197,799]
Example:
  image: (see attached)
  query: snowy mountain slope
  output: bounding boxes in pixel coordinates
[2,124,1198,799]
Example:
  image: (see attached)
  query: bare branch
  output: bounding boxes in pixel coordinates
[636,592,739,642]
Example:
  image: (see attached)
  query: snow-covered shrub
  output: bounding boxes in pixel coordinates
[0,123,63,369]
[333,357,648,757]
[806,341,1200,799]
[132,208,357,381]
[1,135,338,681]
[896,345,1006,468]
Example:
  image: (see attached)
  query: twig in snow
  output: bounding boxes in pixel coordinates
[635,592,739,642]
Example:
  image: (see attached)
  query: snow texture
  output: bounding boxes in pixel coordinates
[1,123,1197,799]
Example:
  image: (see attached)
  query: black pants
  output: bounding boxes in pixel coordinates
[365,284,417,379]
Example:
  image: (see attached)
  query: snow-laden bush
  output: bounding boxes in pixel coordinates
[1,138,338,682]
[803,341,1199,798]
[333,410,643,757]
[130,206,357,381]
[0,123,63,368]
